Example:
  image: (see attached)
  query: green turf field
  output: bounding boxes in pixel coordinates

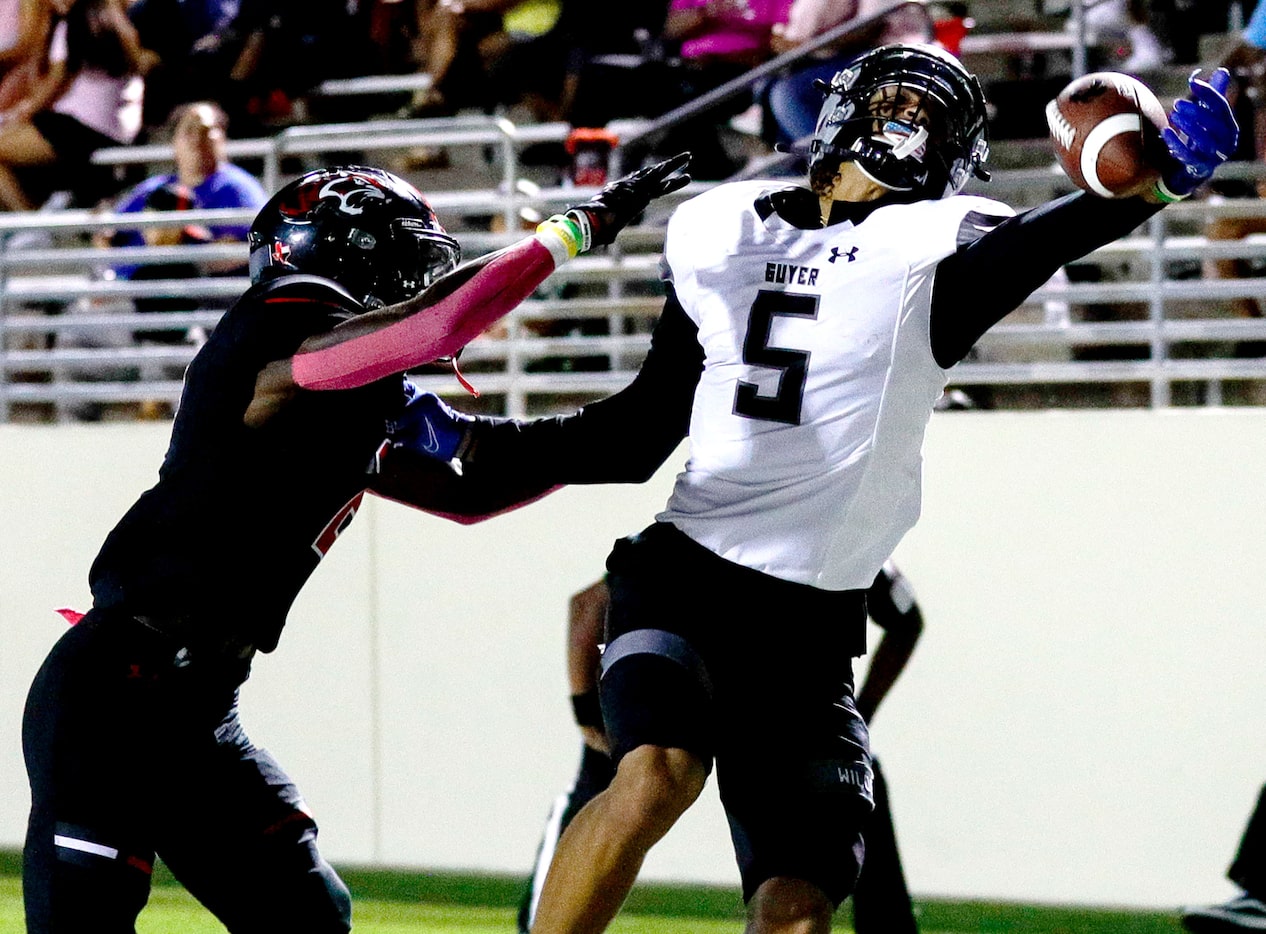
[0,876,787,934]
[0,861,1191,933]
[0,877,793,933]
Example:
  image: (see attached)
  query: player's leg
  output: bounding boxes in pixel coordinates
[717,587,872,934]
[725,703,873,934]
[746,878,836,934]
[154,723,351,934]
[1182,784,1266,932]
[22,614,172,934]
[530,742,707,934]
[851,757,919,934]
[530,527,716,934]
[518,744,616,934]
[1229,785,1266,903]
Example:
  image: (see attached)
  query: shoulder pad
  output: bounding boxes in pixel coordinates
[956,209,1011,247]
[245,274,365,318]
[755,186,821,230]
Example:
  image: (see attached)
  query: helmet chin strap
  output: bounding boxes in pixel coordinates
[852,159,903,192]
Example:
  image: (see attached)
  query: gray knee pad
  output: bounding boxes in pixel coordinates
[599,629,715,767]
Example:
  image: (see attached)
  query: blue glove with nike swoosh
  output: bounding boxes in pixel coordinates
[386,382,474,463]
[1154,67,1238,202]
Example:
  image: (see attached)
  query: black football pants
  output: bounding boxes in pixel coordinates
[1230,784,1266,901]
[22,610,352,934]
[518,748,919,934]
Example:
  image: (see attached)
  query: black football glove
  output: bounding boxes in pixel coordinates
[564,152,692,250]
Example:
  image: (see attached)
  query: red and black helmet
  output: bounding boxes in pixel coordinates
[248,165,461,308]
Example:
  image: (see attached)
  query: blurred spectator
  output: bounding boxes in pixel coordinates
[56,181,209,421]
[765,0,935,146]
[408,0,560,117]
[649,0,793,177]
[365,0,419,77]
[223,0,377,131]
[126,0,241,128]
[486,0,670,127]
[666,0,791,69]
[0,0,154,211]
[0,0,51,111]
[1080,0,1171,75]
[428,0,665,178]
[1201,6,1266,307]
[123,180,212,327]
[108,101,266,258]
[928,0,971,57]
[72,101,264,417]
[1193,1,1266,404]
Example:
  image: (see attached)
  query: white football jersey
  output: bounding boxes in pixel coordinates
[657,180,1013,590]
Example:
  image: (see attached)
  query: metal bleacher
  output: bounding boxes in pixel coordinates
[3,1,1266,422]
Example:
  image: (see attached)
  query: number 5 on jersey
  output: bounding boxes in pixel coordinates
[733,289,820,425]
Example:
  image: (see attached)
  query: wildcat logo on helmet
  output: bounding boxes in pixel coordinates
[276,172,390,221]
[249,165,462,306]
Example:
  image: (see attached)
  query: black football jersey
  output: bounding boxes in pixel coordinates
[89,275,405,654]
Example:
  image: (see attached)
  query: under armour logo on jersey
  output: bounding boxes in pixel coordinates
[828,246,859,264]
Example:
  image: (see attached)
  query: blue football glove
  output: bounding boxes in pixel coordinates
[385,383,474,463]
[1157,67,1238,201]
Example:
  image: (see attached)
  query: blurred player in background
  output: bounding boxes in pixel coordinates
[518,563,927,934]
[1182,786,1266,932]
[20,157,689,934]
[390,44,1237,933]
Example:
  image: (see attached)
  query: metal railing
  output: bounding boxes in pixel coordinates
[4,4,1264,419]
[5,182,1266,420]
[90,115,653,232]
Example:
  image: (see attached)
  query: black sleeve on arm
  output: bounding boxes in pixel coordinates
[930,191,1163,367]
[368,446,562,519]
[460,286,704,487]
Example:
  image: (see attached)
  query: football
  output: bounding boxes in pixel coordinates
[1046,72,1168,198]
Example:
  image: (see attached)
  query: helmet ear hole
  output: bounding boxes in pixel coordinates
[248,165,462,309]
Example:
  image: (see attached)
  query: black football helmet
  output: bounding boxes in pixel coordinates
[808,44,990,200]
[248,166,461,308]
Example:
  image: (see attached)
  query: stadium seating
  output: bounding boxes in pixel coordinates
[2,1,1266,421]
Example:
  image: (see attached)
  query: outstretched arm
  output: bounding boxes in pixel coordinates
[931,68,1238,367]
[366,438,562,524]
[930,190,1161,367]
[288,154,692,391]
[245,155,691,421]
[386,286,704,490]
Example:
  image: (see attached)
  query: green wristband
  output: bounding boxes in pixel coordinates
[1151,178,1188,204]
[534,214,583,261]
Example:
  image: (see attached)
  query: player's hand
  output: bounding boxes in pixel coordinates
[565,152,692,250]
[1158,67,1238,200]
[385,384,474,462]
[580,725,611,756]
